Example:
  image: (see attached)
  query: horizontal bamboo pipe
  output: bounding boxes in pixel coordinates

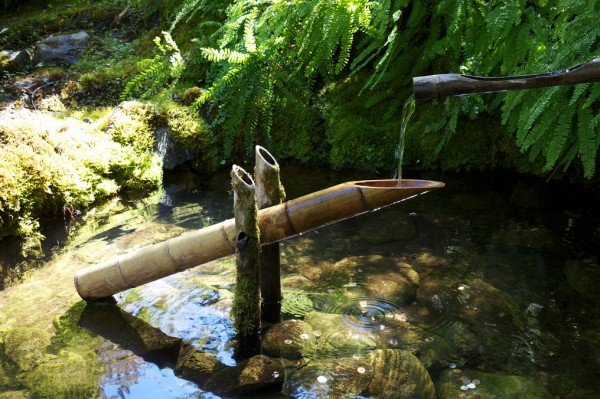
[75,179,444,301]
[413,57,600,100]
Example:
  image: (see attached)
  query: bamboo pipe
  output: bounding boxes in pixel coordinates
[413,57,600,100]
[254,146,284,323]
[74,179,444,301]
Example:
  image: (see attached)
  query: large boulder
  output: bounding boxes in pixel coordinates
[436,369,552,399]
[284,349,435,399]
[0,50,31,72]
[32,31,90,65]
[175,343,226,385]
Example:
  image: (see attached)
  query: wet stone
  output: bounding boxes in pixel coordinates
[202,355,289,395]
[436,370,553,399]
[1,328,52,372]
[261,320,315,360]
[174,343,226,385]
[32,31,90,65]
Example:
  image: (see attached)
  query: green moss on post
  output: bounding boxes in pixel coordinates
[231,165,261,356]
[254,146,285,324]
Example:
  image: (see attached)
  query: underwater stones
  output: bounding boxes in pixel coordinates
[304,311,422,355]
[358,211,416,244]
[329,255,419,304]
[281,274,314,290]
[32,31,90,65]
[436,369,552,399]
[285,349,434,399]
[261,320,314,360]
[0,50,31,72]
[202,355,288,395]
[175,343,226,385]
[563,259,600,303]
[1,328,51,372]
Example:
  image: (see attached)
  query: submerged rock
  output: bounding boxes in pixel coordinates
[436,369,552,399]
[304,311,422,356]
[202,355,288,395]
[0,50,31,72]
[0,392,29,399]
[335,255,419,304]
[284,349,435,399]
[564,259,600,303]
[1,328,51,372]
[261,320,315,360]
[32,31,90,65]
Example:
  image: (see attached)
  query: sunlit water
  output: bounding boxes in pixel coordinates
[394,95,416,184]
[0,168,598,398]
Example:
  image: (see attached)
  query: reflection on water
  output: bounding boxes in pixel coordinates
[0,169,599,398]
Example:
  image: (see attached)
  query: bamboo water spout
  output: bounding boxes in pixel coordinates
[75,179,444,301]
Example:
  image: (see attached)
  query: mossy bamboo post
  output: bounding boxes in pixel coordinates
[254,146,285,324]
[231,165,261,356]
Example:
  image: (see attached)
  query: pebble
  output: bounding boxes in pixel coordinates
[453,369,462,374]
[458,285,466,291]
[284,339,293,345]
[317,376,328,384]
[272,371,280,378]
[357,367,366,374]
[460,385,468,391]
[300,333,309,340]
[313,330,322,337]
[467,383,476,389]
[449,363,457,369]
[472,379,480,385]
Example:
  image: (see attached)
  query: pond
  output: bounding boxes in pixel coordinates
[0,168,598,398]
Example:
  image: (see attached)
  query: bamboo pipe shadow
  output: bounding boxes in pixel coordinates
[78,301,184,369]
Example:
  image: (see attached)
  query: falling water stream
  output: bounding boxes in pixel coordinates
[0,169,599,398]
[394,95,416,184]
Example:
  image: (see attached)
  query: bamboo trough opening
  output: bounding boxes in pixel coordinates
[74,178,444,301]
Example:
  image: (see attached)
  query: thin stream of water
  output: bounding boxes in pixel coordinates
[394,95,416,185]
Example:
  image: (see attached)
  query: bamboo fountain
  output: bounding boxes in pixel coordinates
[75,174,444,301]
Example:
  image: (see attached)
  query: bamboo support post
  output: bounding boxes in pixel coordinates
[74,179,444,301]
[254,146,285,324]
[231,165,261,356]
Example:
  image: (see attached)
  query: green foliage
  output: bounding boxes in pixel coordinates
[130,0,600,177]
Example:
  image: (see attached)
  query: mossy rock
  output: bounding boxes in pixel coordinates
[358,211,416,244]
[284,349,434,399]
[416,321,479,369]
[261,320,315,360]
[436,369,552,399]
[175,343,226,386]
[0,392,29,399]
[1,327,52,372]
[202,355,288,395]
[22,351,99,398]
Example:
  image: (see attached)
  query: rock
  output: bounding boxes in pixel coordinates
[436,369,552,399]
[22,351,99,399]
[416,321,479,369]
[564,259,600,303]
[335,255,419,304]
[175,343,226,385]
[0,50,31,72]
[32,31,90,65]
[261,320,314,360]
[202,355,288,395]
[359,210,416,244]
[155,126,200,170]
[1,328,52,372]
[281,274,314,290]
[284,349,435,399]
[304,311,422,356]
[0,392,29,399]
[6,75,52,94]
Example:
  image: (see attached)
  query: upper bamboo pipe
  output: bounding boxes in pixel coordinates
[413,57,600,100]
[75,179,444,301]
